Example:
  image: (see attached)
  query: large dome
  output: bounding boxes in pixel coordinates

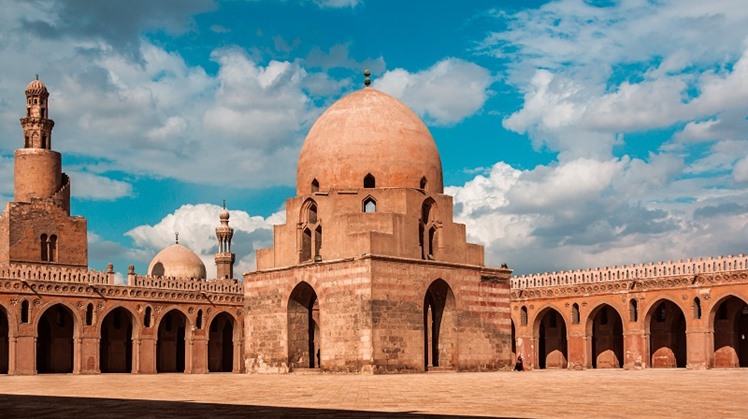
[297,87,443,195]
[147,244,207,280]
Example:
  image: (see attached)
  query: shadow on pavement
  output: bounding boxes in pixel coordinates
[0,394,523,418]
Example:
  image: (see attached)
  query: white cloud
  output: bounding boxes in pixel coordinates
[734,156,748,183]
[313,0,361,8]
[374,58,493,126]
[69,171,133,200]
[450,157,748,275]
[125,203,281,277]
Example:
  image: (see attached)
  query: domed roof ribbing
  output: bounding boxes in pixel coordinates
[25,77,48,96]
[147,244,207,280]
[297,87,443,194]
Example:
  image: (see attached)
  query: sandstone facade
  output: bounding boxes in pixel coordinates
[0,77,743,376]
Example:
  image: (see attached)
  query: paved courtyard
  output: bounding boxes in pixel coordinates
[0,369,746,418]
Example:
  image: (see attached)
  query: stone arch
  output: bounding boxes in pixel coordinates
[156,308,190,373]
[208,311,236,372]
[287,281,319,369]
[423,279,457,370]
[299,199,321,263]
[510,318,516,360]
[645,298,687,368]
[710,295,748,368]
[585,303,624,368]
[0,304,9,374]
[533,306,567,369]
[99,307,135,373]
[36,303,78,373]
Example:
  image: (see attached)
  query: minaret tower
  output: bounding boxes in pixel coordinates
[214,202,235,279]
[0,78,87,267]
[15,76,70,214]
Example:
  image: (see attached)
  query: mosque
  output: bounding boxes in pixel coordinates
[0,75,744,375]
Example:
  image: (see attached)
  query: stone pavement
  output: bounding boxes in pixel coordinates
[0,369,746,418]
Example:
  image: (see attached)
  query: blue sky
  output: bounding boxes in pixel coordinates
[0,0,747,280]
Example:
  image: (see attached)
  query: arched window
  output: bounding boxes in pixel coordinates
[420,199,438,260]
[420,176,427,189]
[363,197,376,213]
[196,309,203,329]
[311,178,319,193]
[21,300,29,323]
[363,173,375,188]
[85,303,93,326]
[629,299,638,322]
[48,235,57,262]
[301,228,312,262]
[300,200,322,263]
[144,307,152,328]
[520,306,528,326]
[692,297,701,319]
[40,234,48,261]
[571,303,580,324]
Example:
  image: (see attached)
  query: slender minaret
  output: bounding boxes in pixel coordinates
[214,202,235,279]
[15,76,70,214]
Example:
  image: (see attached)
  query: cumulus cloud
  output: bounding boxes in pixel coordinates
[69,171,133,200]
[124,203,282,278]
[449,158,748,275]
[374,58,493,126]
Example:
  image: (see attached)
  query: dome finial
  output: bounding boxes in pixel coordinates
[222,199,226,209]
[35,74,39,81]
[364,69,371,87]
[175,232,179,244]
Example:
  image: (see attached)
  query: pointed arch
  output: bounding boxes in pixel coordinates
[156,309,189,373]
[586,303,623,368]
[209,312,236,372]
[420,198,439,260]
[423,279,456,370]
[311,178,319,193]
[288,281,320,369]
[710,295,748,368]
[646,299,687,368]
[36,303,77,373]
[363,196,377,213]
[99,307,135,373]
[533,306,568,369]
[363,173,375,188]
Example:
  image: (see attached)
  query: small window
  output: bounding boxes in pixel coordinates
[420,177,427,189]
[571,303,580,325]
[301,228,312,262]
[48,234,57,262]
[311,178,319,193]
[363,197,376,213]
[144,307,152,328]
[21,300,29,323]
[629,299,638,322]
[86,303,93,326]
[196,310,203,329]
[363,173,375,188]
[520,306,528,326]
[152,262,165,277]
[40,234,48,261]
[692,297,701,320]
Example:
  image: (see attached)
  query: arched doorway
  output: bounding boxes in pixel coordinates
[423,279,456,370]
[0,307,8,374]
[588,304,623,368]
[712,296,748,368]
[648,300,687,368]
[536,308,567,369]
[208,312,234,372]
[157,310,187,373]
[37,304,75,373]
[100,308,133,373]
[288,282,319,369]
